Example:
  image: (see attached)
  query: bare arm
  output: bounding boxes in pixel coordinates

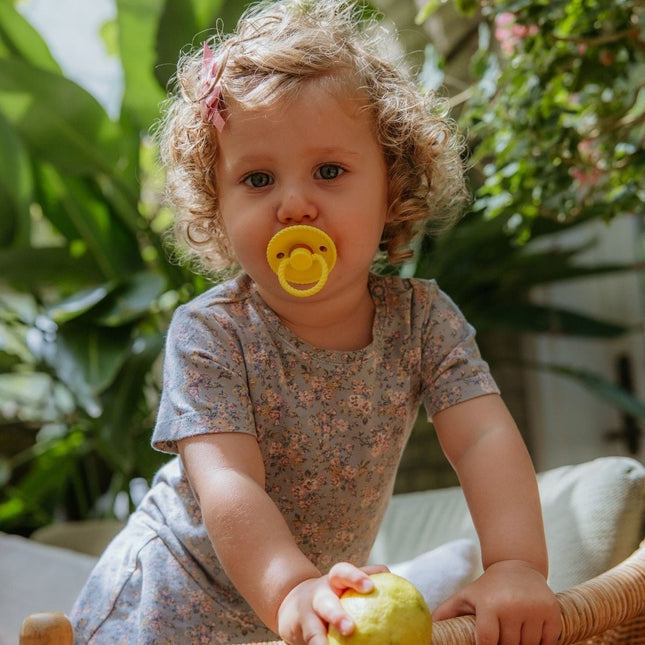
[432,394,560,645]
[178,432,377,644]
[179,433,318,629]
[434,393,547,574]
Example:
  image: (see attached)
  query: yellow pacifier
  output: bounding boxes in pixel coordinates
[266,225,337,297]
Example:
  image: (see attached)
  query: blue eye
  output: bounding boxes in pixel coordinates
[243,172,273,188]
[315,164,344,180]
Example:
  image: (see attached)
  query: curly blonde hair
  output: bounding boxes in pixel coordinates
[156,0,468,276]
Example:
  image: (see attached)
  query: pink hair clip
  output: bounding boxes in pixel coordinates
[200,42,226,132]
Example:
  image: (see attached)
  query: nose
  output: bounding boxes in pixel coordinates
[276,186,318,225]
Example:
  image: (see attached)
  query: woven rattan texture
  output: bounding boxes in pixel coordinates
[18,541,645,645]
[240,539,645,645]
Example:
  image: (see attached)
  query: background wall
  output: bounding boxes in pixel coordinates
[525,214,645,470]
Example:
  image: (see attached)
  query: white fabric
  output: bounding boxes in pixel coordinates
[539,456,645,591]
[369,483,477,565]
[390,539,480,610]
[0,533,97,645]
[371,456,645,592]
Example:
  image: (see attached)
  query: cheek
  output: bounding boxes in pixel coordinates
[365,186,390,233]
[361,163,390,223]
[225,221,271,269]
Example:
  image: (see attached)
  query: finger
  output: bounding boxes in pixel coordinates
[327,562,374,595]
[498,615,521,645]
[304,628,334,645]
[306,636,332,645]
[361,564,389,575]
[540,613,562,645]
[518,618,544,645]
[474,610,500,645]
[432,592,474,621]
[299,612,333,645]
[312,587,354,637]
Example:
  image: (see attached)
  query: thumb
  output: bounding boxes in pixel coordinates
[432,592,475,622]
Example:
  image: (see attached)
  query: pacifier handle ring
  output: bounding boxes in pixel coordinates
[277,253,329,297]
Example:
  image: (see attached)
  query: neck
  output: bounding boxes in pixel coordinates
[257,278,375,351]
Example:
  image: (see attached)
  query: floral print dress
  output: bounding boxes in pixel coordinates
[70,273,498,644]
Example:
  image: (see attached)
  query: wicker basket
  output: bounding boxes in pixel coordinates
[20,539,645,645]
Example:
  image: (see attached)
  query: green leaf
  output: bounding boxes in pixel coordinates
[92,272,166,326]
[498,258,635,292]
[0,291,38,326]
[0,111,32,247]
[415,0,444,25]
[0,59,125,177]
[99,332,164,463]
[152,0,236,104]
[0,457,10,488]
[47,284,115,324]
[191,0,227,30]
[0,2,60,72]
[0,430,88,529]
[210,0,248,32]
[154,0,199,92]
[117,0,167,128]
[0,373,63,423]
[455,0,478,16]
[0,323,32,367]
[50,323,134,413]
[34,166,143,280]
[530,361,645,423]
[0,247,104,290]
[474,302,628,337]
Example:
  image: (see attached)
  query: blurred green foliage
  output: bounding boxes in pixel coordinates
[0,0,643,533]
[0,0,246,533]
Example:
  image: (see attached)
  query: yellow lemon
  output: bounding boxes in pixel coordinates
[328,572,432,645]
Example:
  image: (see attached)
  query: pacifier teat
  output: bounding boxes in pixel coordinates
[266,225,337,298]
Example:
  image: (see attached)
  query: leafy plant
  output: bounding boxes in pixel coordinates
[0,0,643,534]
[466,0,644,237]
[412,0,644,417]
[0,0,246,534]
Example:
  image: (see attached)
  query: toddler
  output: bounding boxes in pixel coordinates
[71,1,561,643]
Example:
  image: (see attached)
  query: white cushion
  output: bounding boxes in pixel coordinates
[390,539,480,610]
[0,533,97,644]
[371,456,645,592]
[540,456,645,591]
[369,484,476,565]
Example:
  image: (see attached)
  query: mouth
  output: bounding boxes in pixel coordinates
[266,225,337,298]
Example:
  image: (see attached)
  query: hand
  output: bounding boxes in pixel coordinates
[277,562,388,645]
[433,559,561,645]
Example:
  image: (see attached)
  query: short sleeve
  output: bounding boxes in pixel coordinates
[421,283,499,417]
[151,303,256,454]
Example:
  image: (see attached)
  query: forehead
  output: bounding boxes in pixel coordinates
[219,81,378,154]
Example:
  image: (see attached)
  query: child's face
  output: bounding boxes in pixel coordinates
[215,82,389,305]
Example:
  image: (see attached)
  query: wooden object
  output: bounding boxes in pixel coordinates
[19,539,645,645]
[19,613,73,645]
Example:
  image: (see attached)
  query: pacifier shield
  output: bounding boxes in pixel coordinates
[266,225,337,297]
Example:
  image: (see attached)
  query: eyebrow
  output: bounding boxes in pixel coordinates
[229,146,362,169]
[308,146,362,157]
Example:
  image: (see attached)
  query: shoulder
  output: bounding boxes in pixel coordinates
[162,274,266,365]
[370,274,476,350]
[169,274,255,331]
[177,273,253,314]
[369,274,456,315]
